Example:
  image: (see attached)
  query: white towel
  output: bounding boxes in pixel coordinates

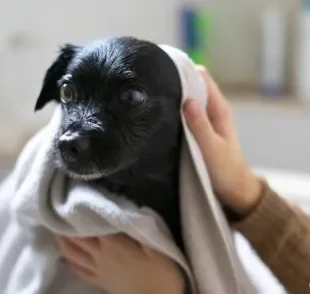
[0,44,257,294]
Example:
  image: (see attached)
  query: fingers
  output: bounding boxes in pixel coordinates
[57,237,96,271]
[208,81,230,120]
[183,99,214,136]
[195,64,207,75]
[183,99,220,161]
[68,263,99,287]
[195,65,234,136]
[99,233,142,253]
[141,245,166,258]
[196,65,230,119]
[141,244,159,257]
[66,236,100,252]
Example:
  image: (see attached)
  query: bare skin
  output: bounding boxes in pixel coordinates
[57,234,184,294]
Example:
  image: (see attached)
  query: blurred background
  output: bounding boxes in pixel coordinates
[0,0,310,176]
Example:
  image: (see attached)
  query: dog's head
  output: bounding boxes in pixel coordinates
[35,37,182,180]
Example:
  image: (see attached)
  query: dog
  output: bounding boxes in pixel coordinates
[35,36,184,250]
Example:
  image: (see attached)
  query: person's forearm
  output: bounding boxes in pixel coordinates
[234,180,310,294]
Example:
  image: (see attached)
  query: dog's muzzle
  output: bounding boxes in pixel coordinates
[58,131,90,163]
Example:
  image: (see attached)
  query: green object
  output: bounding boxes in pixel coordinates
[186,8,212,67]
[196,9,212,66]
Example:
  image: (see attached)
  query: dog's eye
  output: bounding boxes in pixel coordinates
[60,83,76,103]
[120,89,146,106]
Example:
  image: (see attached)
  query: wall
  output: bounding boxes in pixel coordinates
[233,104,310,173]
[0,0,180,154]
[203,0,298,89]
[0,0,300,156]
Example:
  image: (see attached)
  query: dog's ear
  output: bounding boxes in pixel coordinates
[34,44,80,111]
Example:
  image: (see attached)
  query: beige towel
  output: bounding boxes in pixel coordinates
[0,44,257,294]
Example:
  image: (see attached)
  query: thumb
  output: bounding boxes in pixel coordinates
[141,245,158,257]
[183,99,218,160]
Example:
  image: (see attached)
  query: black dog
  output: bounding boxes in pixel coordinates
[35,37,184,249]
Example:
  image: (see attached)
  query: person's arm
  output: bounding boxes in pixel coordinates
[183,66,310,294]
[234,180,310,294]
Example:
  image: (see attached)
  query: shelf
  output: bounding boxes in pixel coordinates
[223,91,310,113]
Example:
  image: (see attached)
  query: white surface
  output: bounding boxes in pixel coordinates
[235,233,286,294]
[254,167,310,210]
[233,103,310,175]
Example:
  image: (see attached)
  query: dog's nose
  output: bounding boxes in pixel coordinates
[58,133,90,162]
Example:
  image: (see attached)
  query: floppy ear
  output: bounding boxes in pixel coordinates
[34,44,80,111]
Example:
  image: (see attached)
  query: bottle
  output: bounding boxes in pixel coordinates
[261,5,286,96]
[180,4,212,66]
[296,0,310,101]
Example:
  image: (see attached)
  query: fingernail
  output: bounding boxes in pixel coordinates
[183,100,201,117]
[196,65,207,72]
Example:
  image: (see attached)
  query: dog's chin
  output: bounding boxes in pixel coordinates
[57,161,128,181]
[53,150,139,181]
[54,160,110,181]
[65,169,107,181]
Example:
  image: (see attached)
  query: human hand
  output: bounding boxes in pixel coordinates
[183,66,263,216]
[57,234,185,294]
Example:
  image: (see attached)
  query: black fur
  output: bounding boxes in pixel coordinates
[36,37,185,250]
[35,44,81,111]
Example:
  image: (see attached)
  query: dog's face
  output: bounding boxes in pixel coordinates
[35,37,182,180]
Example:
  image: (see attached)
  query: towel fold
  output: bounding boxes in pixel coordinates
[0,44,257,294]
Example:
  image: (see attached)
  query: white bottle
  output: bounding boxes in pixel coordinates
[296,0,310,101]
[261,6,286,96]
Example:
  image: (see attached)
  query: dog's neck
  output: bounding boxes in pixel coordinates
[99,147,179,189]
[92,145,181,226]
